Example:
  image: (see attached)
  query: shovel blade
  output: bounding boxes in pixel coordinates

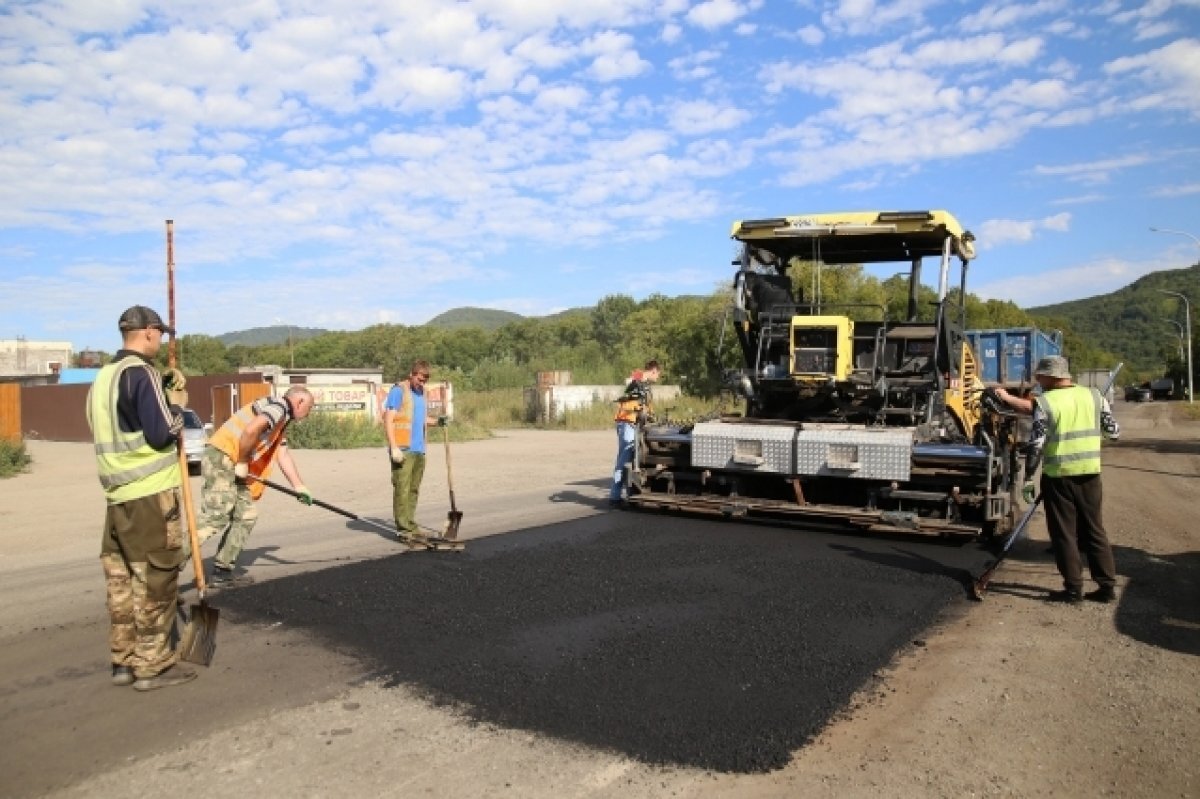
[444,510,464,541]
[180,601,220,666]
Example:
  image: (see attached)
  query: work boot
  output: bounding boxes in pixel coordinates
[210,565,252,587]
[1045,588,1083,604]
[401,532,430,551]
[132,664,198,692]
[111,665,135,687]
[1085,586,1118,603]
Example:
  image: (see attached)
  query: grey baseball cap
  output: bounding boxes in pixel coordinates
[118,305,175,335]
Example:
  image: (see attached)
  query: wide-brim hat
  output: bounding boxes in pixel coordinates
[1034,355,1071,379]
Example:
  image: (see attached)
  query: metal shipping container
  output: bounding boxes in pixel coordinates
[965,327,1063,387]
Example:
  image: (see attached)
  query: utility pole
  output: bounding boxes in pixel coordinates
[166,220,177,369]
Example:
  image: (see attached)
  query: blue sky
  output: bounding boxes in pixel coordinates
[2,0,1199,352]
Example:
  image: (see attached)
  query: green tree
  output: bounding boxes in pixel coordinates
[592,294,637,351]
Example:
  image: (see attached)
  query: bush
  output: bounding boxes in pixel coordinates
[286,413,388,449]
[286,412,493,450]
[0,438,32,478]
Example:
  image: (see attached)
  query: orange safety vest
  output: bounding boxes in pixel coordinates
[209,402,288,500]
[386,382,416,448]
[614,372,649,424]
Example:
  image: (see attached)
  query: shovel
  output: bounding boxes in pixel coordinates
[441,424,464,540]
[178,442,219,665]
[970,496,1042,601]
[249,476,464,550]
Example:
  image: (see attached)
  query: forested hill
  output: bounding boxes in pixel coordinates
[217,325,329,347]
[425,307,523,330]
[1027,263,1199,377]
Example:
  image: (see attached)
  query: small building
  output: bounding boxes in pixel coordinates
[524,371,682,423]
[0,338,72,377]
[244,366,387,421]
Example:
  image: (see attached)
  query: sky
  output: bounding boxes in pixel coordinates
[2,0,1199,352]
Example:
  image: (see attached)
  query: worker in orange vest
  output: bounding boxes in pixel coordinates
[194,386,315,585]
[384,359,446,547]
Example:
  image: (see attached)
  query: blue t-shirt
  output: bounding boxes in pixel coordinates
[385,384,427,454]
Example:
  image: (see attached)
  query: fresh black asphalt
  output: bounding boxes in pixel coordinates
[219,512,994,773]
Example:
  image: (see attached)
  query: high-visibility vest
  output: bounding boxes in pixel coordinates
[614,373,649,424]
[387,383,415,448]
[1036,385,1103,477]
[86,355,181,504]
[208,401,288,500]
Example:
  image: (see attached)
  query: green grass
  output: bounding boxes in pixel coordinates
[286,411,492,450]
[0,438,32,478]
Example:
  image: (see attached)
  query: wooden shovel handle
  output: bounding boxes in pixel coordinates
[178,441,207,597]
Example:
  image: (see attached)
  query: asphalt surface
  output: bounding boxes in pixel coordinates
[216,510,993,773]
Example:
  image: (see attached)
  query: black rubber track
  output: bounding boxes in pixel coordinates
[218,512,992,773]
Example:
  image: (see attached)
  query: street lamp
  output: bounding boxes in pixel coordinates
[1150,227,1196,404]
[1156,289,1193,403]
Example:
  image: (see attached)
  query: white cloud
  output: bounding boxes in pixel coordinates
[668,100,750,135]
[668,49,723,80]
[1105,38,1200,118]
[796,25,825,46]
[687,0,753,30]
[581,30,650,81]
[1032,154,1152,184]
[959,0,1069,33]
[973,256,1163,307]
[977,213,1071,247]
[821,0,942,36]
[1151,182,1200,197]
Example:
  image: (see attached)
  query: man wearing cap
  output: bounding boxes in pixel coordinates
[992,355,1121,604]
[86,305,197,691]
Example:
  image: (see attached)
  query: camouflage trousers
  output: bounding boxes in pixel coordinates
[194,446,259,570]
[100,487,185,679]
[390,451,426,535]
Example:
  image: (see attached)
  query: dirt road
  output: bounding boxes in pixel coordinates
[0,406,1196,797]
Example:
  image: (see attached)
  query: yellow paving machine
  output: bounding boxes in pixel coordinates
[627,210,1020,538]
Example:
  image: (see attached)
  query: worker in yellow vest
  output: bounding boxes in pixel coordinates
[194,386,315,585]
[384,359,446,547]
[993,356,1120,604]
[86,305,197,692]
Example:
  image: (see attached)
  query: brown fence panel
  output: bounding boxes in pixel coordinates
[0,384,21,441]
[210,381,273,429]
[17,372,267,442]
[22,384,92,442]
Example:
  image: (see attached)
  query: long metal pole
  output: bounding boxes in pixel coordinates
[166,219,177,369]
[1158,289,1194,404]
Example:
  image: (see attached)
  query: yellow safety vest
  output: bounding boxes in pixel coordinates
[86,355,181,504]
[1036,386,1103,477]
[209,401,287,500]
[387,383,415,448]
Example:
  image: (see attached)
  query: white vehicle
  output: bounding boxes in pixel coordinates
[180,408,208,474]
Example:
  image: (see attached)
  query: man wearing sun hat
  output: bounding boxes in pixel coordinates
[992,355,1120,604]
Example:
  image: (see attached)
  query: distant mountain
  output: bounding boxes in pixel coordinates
[425,305,595,330]
[1027,263,1199,377]
[425,307,524,330]
[216,325,329,347]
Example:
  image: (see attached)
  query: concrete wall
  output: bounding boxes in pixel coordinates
[526,384,683,423]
